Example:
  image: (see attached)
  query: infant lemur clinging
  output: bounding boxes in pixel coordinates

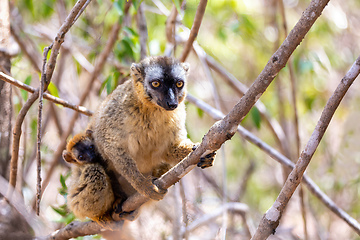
[63,130,115,225]
[87,56,215,215]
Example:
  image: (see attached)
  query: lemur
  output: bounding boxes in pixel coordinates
[63,130,127,225]
[87,56,215,217]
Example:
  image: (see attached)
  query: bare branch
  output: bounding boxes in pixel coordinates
[8,0,91,189]
[136,2,148,60]
[187,93,360,235]
[35,46,51,215]
[252,56,360,239]
[179,0,207,62]
[181,202,248,236]
[0,70,93,116]
[121,0,331,214]
[38,2,132,207]
[40,220,124,240]
[0,175,47,236]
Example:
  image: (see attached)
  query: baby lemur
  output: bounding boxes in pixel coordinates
[88,56,215,215]
[63,130,123,225]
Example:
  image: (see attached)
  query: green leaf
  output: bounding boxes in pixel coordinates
[51,205,68,216]
[197,107,204,118]
[20,76,32,100]
[100,75,111,95]
[106,75,113,94]
[250,107,261,129]
[123,27,139,37]
[132,0,142,11]
[172,0,182,14]
[47,82,60,98]
[114,0,125,16]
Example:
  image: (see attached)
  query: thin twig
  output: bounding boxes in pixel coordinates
[0,72,93,116]
[38,2,131,206]
[205,54,291,159]
[252,56,360,239]
[35,46,50,215]
[8,0,90,189]
[187,93,360,235]
[180,0,207,62]
[179,180,189,240]
[0,175,47,236]
[278,0,308,238]
[180,202,249,236]
[137,2,148,60]
[165,6,178,43]
[121,0,330,214]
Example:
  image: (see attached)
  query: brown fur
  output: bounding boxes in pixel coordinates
[87,56,195,205]
[63,131,115,226]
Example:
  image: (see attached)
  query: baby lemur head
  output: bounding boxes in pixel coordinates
[130,56,190,111]
[63,130,99,165]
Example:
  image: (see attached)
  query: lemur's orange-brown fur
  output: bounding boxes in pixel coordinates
[87,57,216,215]
[63,131,115,226]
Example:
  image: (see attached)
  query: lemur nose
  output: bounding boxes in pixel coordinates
[167,102,178,110]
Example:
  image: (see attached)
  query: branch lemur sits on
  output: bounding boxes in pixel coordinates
[87,56,216,218]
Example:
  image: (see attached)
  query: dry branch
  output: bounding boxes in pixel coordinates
[8,0,90,190]
[251,56,360,239]
[43,0,337,237]
[179,0,207,62]
[187,93,360,235]
[121,0,330,214]
[39,2,131,205]
[0,72,93,116]
[180,202,248,237]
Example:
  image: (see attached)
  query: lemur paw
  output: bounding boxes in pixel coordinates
[142,176,167,201]
[112,208,139,221]
[192,144,217,169]
[197,151,216,169]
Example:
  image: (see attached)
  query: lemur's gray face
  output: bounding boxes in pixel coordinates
[132,57,189,111]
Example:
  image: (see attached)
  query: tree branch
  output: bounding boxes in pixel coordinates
[187,92,360,235]
[252,56,360,239]
[121,0,331,214]
[8,0,91,190]
[38,1,131,206]
[179,0,207,62]
[0,72,93,116]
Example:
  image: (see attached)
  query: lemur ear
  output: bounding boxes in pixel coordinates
[181,62,190,73]
[86,129,94,139]
[131,63,142,75]
[63,150,76,163]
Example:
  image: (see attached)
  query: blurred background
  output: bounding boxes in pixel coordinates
[2,0,360,239]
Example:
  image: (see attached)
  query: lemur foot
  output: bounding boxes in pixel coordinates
[192,144,216,169]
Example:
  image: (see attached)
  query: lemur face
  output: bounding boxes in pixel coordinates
[71,139,97,164]
[131,56,189,111]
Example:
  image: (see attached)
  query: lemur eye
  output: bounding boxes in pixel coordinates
[151,80,161,88]
[176,80,184,88]
[78,155,84,160]
[89,145,94,150]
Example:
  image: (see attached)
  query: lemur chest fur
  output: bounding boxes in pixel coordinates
[96,80,184,173]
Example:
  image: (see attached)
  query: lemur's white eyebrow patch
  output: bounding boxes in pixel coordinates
[145,65,163,80]
[171,64,186,79]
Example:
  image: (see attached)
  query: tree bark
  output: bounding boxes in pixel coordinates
[0,0,13,179]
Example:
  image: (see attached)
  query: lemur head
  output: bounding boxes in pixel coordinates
[130,56,190,111]
[63,130,98,165]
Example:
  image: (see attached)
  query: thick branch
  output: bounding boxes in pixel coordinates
[179,0,207,62]
[187,94,360,235]
[121,0,330,213]
[0,72,93,116]
[252,56,360,239]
